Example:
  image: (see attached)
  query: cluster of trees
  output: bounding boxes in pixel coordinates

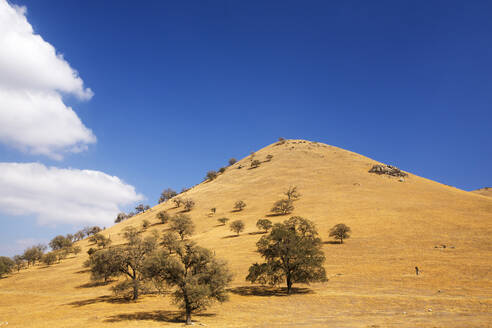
[249,153,273,169]
[172,197,195,212]
[114,204,151,223]
[86,213,232,325]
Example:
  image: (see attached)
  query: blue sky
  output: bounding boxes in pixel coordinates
[0,0,491,256]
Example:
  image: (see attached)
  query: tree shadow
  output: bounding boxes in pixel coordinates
[222,234,239,239]
[67,295,130,307]
[265,213,289,217]
[228,286,313,297]
[324,241,342,245]
[248,231,266,235]
[104,310,215,323]
[76,280,114,289]
[230,209,243,213]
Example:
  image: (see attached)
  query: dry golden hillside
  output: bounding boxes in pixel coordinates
[1,139,491,327]
[471,187,492,198]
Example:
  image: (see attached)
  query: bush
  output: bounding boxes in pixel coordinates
[184,199,195,212]
[230,220,245,236]
[210,207,216,215]
[142,219,151,230]
[251,159,261,168]
[173,197,183,208]
[73,245,82,255]
[206,170,218,181]
[218,217,229,226]
[156,211,170,224]
[234,200,246,211]
[329,224,351,244]
[114,212,128,223]
[271,199,294,215]
[266,154,273,162]
[87,248,97,256]
[229,158,237,166]
[256,219,273,233]
[219,167,226,174]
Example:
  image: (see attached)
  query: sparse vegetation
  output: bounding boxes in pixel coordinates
[230,220,245,236]
[156,210,170,224]
[246,216,327,294]
[144,242,233,325]
[229,158,237,165]
[159,188,178,204]
[170,214,195,240]
[218,217,229,226]
[329,223,351,244]
[184,198,195,212]
[270,199,294,215]
[173,197,183,208]
[256,219,273,233]
[234,200,246,211]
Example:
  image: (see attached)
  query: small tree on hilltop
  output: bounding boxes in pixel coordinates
[284,186,301,201]
[256,219,273,233]
[234,200,246,212]
[159,188,178,204]
[173,197,183,208]
[218,217,229,226]
[230,220,245,236]
[206,170,218,181]
[246,216,327,294]
[144,242,233,325]
[251,160,261,169]
[170,214,195,240]
[156,211,170,224]
[271,199,294,215]
[184,199,195,212]
[228,158,237,166]
[329,224,351,244]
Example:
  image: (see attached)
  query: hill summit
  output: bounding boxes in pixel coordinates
[1,139,491,327]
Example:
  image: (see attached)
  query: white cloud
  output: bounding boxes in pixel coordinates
[0,162,144,226]
[0,0,96,159]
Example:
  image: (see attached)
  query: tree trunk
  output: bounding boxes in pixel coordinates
[132,280,139,300]
[286,276,292,295]
[340,237,343,244]
[185,306,192,325]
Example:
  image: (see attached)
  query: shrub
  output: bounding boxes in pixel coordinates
[266,154,273,162]
[159,188,178,204]
[218,217,229,226]
[210,207,216,215]
[114,212,128,223]
[73,245,82,255]
[246,216,327,294]
[142,219,151,230]
[230,220,245,236]
[206,170,218,181]
[329,224,351,244]
[173,197,183,208]
[256,219,273,233]
[228,158,237,166]
[219,167,226,174]
[271,199,294,215]
[234,200,246,211]
[156,211,170,224]
[87,248,97,256]
[251,160,261,169]
[184,199,195,212]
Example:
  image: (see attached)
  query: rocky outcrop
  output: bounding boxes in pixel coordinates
[369,164,408,177]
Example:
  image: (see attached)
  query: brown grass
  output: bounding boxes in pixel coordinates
[1,139,491,327]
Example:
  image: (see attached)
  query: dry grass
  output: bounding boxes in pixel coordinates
[471,187,492,198]
[1,140,491,327]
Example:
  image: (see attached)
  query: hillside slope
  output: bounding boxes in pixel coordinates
[1,139,491,327]
[471,187,492,198]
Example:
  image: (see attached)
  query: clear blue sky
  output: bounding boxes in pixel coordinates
[1,0,491,256]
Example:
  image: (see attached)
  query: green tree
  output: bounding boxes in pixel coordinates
[246,216,327,294]
[23,244,46,266]
[144,242,233,325]
[270,199,294,215]
[329,223,351,244]
[13,255,25,272]
[156,210,170,224]
[233,200,246,211]
[161,232,180,254]
[159,188,178,204]
[256,219,273,233]
[42,252,58,266]
[84,248,120,282]
[0,256,14,277]
[229,220,245,236]
[170,214,195,240]
[49,235,73,251]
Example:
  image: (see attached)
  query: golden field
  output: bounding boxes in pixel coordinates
[0,139,491,327]
[472,188,492,199]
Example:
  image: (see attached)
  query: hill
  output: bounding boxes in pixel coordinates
[1,139,491,327]
[471,187,492,198]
